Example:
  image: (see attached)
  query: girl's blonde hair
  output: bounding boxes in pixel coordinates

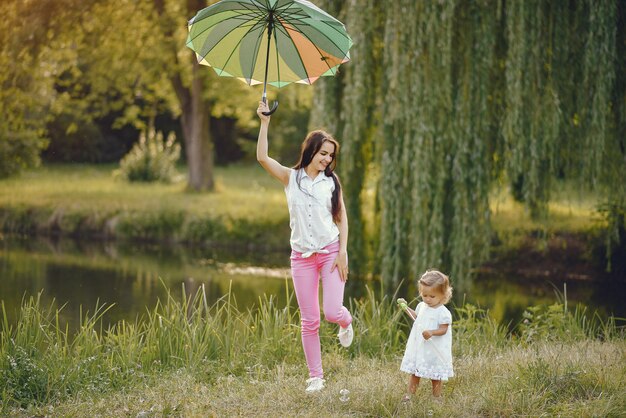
[418,269,453,304]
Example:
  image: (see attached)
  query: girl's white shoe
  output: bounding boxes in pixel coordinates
[305,377,325,393]
[338,323,354,347]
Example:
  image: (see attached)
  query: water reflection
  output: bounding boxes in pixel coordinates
[1,235,623,332]
[0,236,374,330]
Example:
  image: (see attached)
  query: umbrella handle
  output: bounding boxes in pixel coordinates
[262,100,279,116]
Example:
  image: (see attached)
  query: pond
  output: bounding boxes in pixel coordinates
[1,235,624,331]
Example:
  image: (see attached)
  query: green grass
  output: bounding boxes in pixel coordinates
[490,182,604,233]
[1,285,624,416]
[7,341,625,417]
[0,163,286,219]
[0,163,605,251]
[1,164,603,230]
[0,163,291,246]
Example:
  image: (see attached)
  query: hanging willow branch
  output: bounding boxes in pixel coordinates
[377,0,497,290]
[337,0,379,275]
[378,0,416,286]
[308,0,347,135]
[502,0,561,219]
[581,0,617,184]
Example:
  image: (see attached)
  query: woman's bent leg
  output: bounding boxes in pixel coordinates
[319,252,352,328]
[291,256,323,378]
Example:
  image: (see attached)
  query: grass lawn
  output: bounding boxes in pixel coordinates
[2,286,624,417]
[1,163,604,234]
[6,341,626,417]
[0,163,288,221]
[6,341,625,417]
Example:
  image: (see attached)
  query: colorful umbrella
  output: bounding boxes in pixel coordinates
[186,0,352,115]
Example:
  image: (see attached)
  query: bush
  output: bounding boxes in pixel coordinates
[114,128,180,183]
[0,130,48,179]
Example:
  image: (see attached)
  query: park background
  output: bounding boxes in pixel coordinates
[1,0,625,416]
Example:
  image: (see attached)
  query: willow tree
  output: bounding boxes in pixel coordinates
[311,0,624,288]
[310,0,375,273]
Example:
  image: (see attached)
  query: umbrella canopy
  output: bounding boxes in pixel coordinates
[186,0,352,109]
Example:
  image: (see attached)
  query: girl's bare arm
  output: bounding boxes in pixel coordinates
[422,323,449,340]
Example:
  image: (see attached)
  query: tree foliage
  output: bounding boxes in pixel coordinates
[0,0,78,177]
[1,0,262,186]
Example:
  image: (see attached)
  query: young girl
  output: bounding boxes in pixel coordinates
[256,101,353,393]
[398,269,454,399]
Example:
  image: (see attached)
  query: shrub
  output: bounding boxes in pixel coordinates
[0,130,48,179]
[115,128,180,183]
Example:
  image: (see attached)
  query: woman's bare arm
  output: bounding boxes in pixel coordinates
[332,189,349,281]
[256,102,290,186]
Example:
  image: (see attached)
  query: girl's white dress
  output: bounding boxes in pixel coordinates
[400,302,454,380]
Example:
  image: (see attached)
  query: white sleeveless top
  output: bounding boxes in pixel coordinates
[284,168,339,254]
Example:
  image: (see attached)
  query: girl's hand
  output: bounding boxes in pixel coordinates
[422,330,432,340]
[331,251,349,282]
[397,298,408,311]
[257,101,271,123]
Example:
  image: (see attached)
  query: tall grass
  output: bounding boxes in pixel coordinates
[1,284,623,413]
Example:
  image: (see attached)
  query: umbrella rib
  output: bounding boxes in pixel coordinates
[187,0,268,47]
[271,23,282,86]
[274,17,347,82]
[247,17,267,84]
[280,14,350,59]
[193,10,269,80]
[273,7,350,81]
[193,18,257,63]
[190,1,271,82]
[275,2,350,61]
[216,19,268,81]
[187,5,265,44]
[271,1,313,83]
[241,0,269,83]
[188,0,265,27]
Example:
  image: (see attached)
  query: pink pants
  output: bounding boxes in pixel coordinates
[290,241,352,378]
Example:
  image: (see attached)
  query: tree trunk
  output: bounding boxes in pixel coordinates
[154,0,214,191]
[181,60,214,191]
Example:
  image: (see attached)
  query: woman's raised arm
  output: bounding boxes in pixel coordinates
[256,101,290,186]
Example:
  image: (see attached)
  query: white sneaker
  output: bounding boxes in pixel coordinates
[305,377,325,393]
[338,323,354,347]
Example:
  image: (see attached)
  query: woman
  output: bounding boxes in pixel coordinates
[256,101,354,393]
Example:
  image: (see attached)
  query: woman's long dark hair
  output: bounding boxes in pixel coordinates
[293,130,342,223]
